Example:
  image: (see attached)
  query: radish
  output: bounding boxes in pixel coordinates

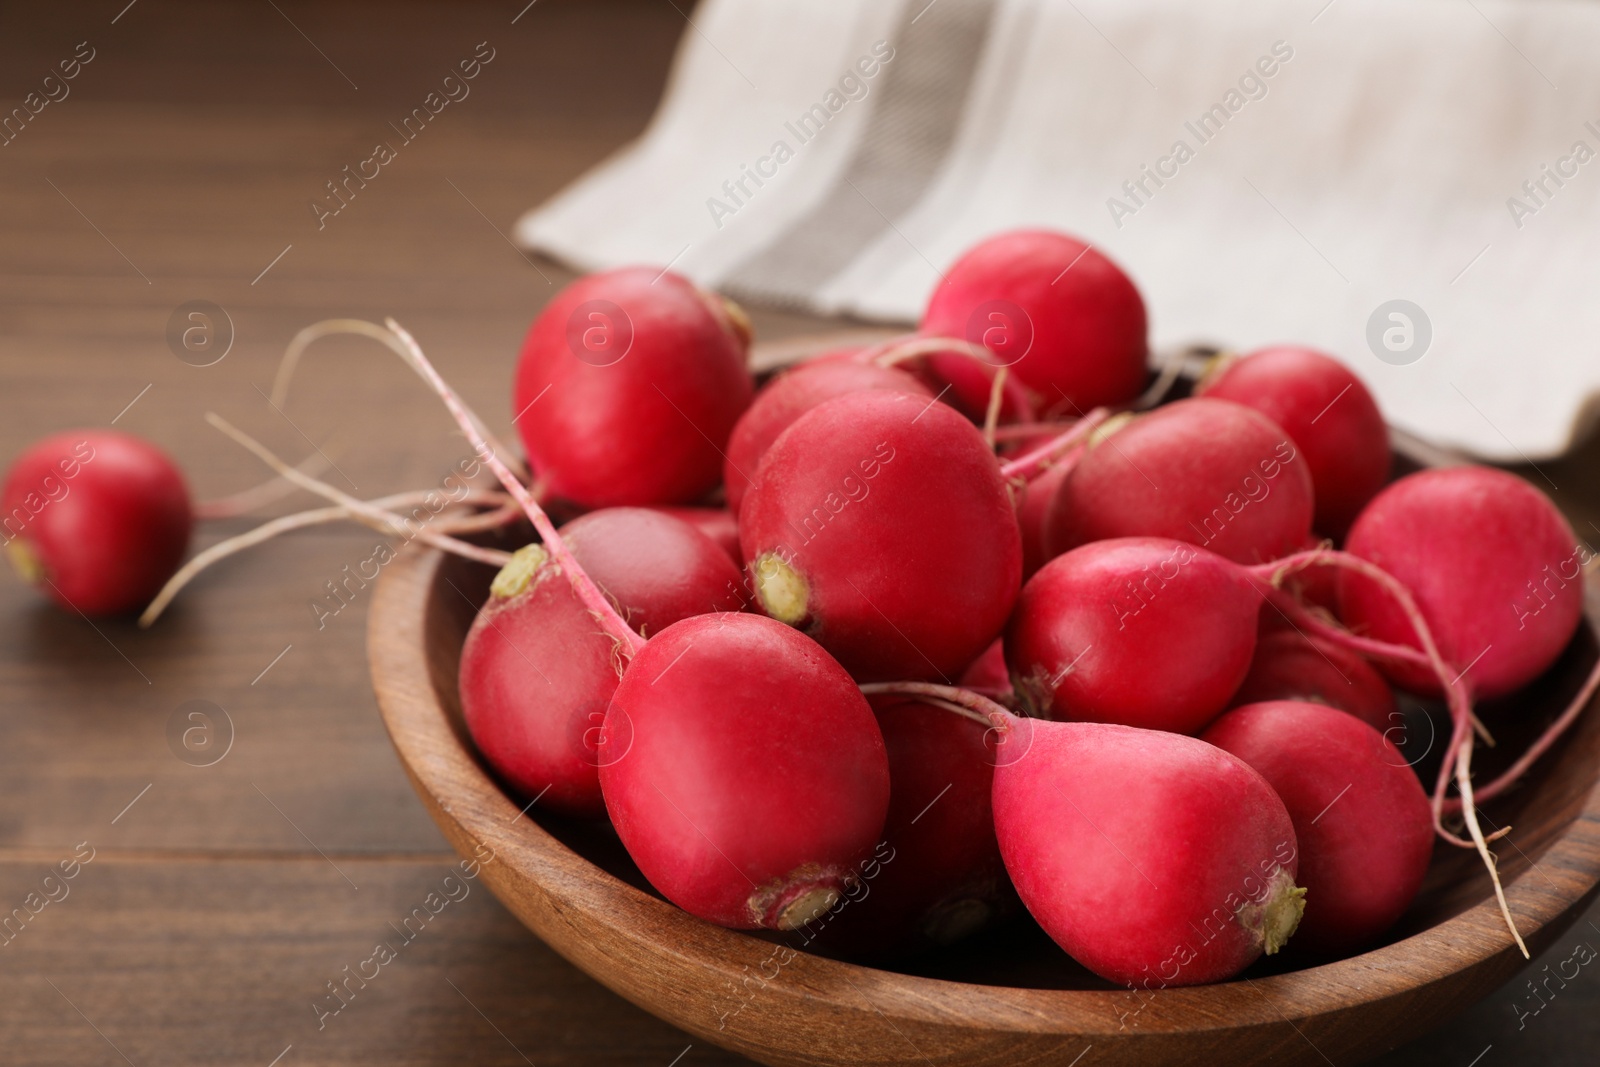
[799,693,1012,960]
[1006,537,1260,733]
[723,358,930,515]
[921,229,1149,412]
[561,507,747,634]
[458,545,624,816]
[1045,397,1314,566]
[1198,345,1389,537]
[650,506,741,564]
[1203,701,1433,955]
[1232,628,1396,732]
[957,637,1011,698]
[862,335,1036,428]
[459,508,743,814]
[739,390,1022,682]
[3,430,191,617]
[513,267,754,508]
[1015,453,1074,580]
[1338,467,1585,701]
[988,703,1303,985]
[598,612,890,929]
[384,321,892,932]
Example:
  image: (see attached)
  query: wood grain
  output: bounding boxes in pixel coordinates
[5,1,1600,1063]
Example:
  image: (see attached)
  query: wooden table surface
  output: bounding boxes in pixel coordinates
[2,2,1599,1064]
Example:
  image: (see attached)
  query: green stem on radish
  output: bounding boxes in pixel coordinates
[382,318,646,656]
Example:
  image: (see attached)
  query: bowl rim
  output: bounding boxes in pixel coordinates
[369,536,1600,1052]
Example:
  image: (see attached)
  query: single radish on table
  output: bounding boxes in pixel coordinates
[1006,537,1260,733]
[1046,397,1314,566]
[920,229,1149,412]
[723,358,930,515]
[513,266,754,508]
[1232,628,1396,732]
[989,708,1304,986]
[599,612,890,930]
[1198,346,1389,538]
[739,390,1021,682]
[2,430,191,617]
[459,509,744,816]
[801,693,1012,961]
[1203,700,1433,955]
[1338,466,1585,700]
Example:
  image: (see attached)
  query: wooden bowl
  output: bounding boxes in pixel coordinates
[367,402,1600,1067]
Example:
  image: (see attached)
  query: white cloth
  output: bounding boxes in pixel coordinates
[516,0,1600,461]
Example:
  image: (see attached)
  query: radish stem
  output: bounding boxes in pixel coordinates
[193,451,335,519]
[382,318,645,655]
[997,408,1110,482]
[1251,547,1525,951]
[139,488,512,627]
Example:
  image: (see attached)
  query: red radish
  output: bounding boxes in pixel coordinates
[599,612,890,929]
[862,335,1035,427]
[1015,453,1074,580]
[459,508,745,814]
[739,390,1022,682]
[802,694,1012,960]
[1006,538,1259,733]
[1203,701,1433,955]
[992,713,1303,986]
[1233,629,1396,732]
[2,430,191,617]
[723,358,930,515]
[513,267,754,508]
[458,545,622,816]
[650,506,741,564]
[561,507,747,635]
[400,321,892,928]
[1198,346,1389,538]
[958,637,1011,697]
[1046,397,1314,566]
[920,229,1148,412]
[1338,466,1585,700]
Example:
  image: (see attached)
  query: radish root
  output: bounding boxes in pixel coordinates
[381,318,645,657]
[203,414,514,567]
[998,408,1110,483]
[140,487,513,627]
[1257,547,1533,956]
[858,681,1012,729]
[193,451,335,519]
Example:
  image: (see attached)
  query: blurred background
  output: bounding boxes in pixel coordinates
[0,1,1596,1064]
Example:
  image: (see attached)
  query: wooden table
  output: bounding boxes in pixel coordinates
[2,3,1598,1064]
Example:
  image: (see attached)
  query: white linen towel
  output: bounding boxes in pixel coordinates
[516,0,1600,462]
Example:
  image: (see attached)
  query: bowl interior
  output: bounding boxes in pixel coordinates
[418,523,1600,993]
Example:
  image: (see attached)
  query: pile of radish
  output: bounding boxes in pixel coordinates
[7,228,1600,994]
